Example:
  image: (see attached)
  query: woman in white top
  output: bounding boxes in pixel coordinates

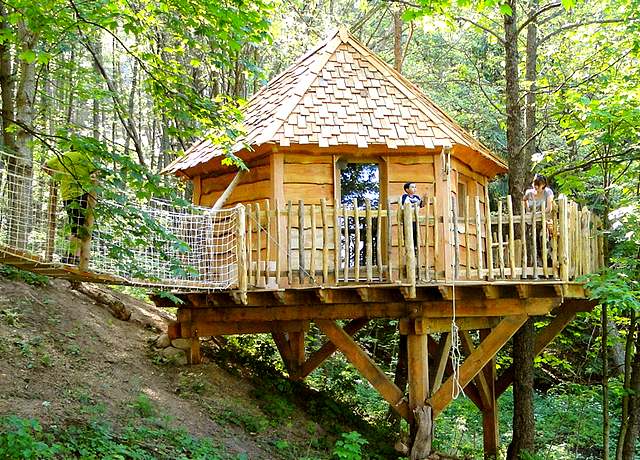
[523,174,554,213]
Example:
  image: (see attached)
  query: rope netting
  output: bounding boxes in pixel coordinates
[0,150,239,290]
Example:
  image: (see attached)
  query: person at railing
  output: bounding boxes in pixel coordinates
[401,182,426,254]
[401,182,426,208]
[523,174,554,272]
[44,149,98,266]
[523,174,554,214]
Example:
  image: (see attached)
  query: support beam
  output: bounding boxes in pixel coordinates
[316,319,410,421]
[460,331,492,410]
[272,331,305,378]
[495,301,590,396]
[299,318,368,379]
[429,315,528,415]
[430,333,451,393]
[480,329,498,460]
[407,333,429,409]
[212,170,246,210]
[181,298,560,324]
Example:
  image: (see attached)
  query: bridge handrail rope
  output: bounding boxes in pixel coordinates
[0,149,239,290]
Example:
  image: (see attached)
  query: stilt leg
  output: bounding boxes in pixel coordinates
[407,329,432,459]
[481,329,499,459]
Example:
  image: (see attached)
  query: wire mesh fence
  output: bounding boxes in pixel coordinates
[0,150,239,290]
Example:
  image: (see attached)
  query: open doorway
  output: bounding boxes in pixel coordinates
[337,161,380,273]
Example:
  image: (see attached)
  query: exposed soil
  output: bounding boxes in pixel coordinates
[0,275,332,459]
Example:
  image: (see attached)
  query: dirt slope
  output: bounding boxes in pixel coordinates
[0,274,336,459]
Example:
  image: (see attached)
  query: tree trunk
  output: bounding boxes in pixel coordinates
[8,22,38,249]
[393,7,403,73]
[0,5,16,153]
[622,321,640,459]
[617,310,635,459]
[504,0,536,457]
[603,304,610,460]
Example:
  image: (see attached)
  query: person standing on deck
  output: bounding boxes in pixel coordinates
[45,149,98,265]
[401,182,426,253]
[523,174,554,270]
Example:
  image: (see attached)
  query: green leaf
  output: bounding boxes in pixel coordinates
[561,0,576,10]
[18,50,37,64]
[499,3,513,15]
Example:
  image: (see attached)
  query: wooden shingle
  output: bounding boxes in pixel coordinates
[165,28,507,177]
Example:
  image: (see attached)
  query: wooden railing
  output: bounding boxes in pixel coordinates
[236,196,604,294]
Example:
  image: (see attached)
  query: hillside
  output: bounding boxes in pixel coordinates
[0,268,391,459]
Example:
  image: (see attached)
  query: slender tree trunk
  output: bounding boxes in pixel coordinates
[617,310,636,459]
[8,23,38,248]
[622,322,640,459]
[393,7,403,73]
[0,5,16,152]
[603,304,610,459]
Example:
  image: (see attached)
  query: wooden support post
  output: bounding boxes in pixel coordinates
[275,200,282,287]
[531,201,538,279]
[287,201,293,284]
[78,192,96,272]
[497,200,504,279]
[403,203,416,298]
[189,328,201,365]
[480,328,498,460]
[465,195,471,279]
[334,201,341,284]
[507,195,516,279]
[431,332,451,393]
[321,198,329,283]
[415,203,423,281]
[316,319,410,420]
[425,198,432,282]
[386,198,394,282]
[521,201,527,279]
[365,199,373,282]
[247,203,253,286]
[343,204,349,282]
[353,198,360,282]
[236,204,248,295]
[376,203,382,281]
[298,200,306,283]
[558,196,569,282]
[408,329,433,460]
[310,204,317,282]
[484,188,494,281]
[475,197,483,280]
[265,199,272,284]
[255,202,262,287]
[542,200,549,278]
[432,197,440,281]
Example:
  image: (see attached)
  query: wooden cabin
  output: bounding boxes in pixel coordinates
[160,28,603,458]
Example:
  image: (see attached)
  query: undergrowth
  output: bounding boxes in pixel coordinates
[0,414,229,460]
[0,264,48,286]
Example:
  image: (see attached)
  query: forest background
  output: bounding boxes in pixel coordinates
[0,0,639,458]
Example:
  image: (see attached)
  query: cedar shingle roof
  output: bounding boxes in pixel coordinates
[166,28,507,176]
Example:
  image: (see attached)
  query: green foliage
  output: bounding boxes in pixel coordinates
[130,393,158,419]
[0,264,48,286]
[0,416,61,459]
[0,415,226,459]
[332,431,368,460]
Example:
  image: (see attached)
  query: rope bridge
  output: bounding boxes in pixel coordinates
[0,151,240,290]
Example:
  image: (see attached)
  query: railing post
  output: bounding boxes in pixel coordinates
[558,196,569,282]
[78,192,96,271]
[45,180,59,262]
[236,204,248,294]
[403,202,416,298]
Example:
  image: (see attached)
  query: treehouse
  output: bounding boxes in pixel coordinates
[0,28,604,459]
[156,28,603,457]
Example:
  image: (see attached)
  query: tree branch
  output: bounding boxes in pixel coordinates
[516,1,561,35]
[540,18,640,45]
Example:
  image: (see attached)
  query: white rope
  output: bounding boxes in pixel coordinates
[446,150,464,400]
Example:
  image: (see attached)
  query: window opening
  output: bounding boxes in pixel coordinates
[338,162,380,274]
